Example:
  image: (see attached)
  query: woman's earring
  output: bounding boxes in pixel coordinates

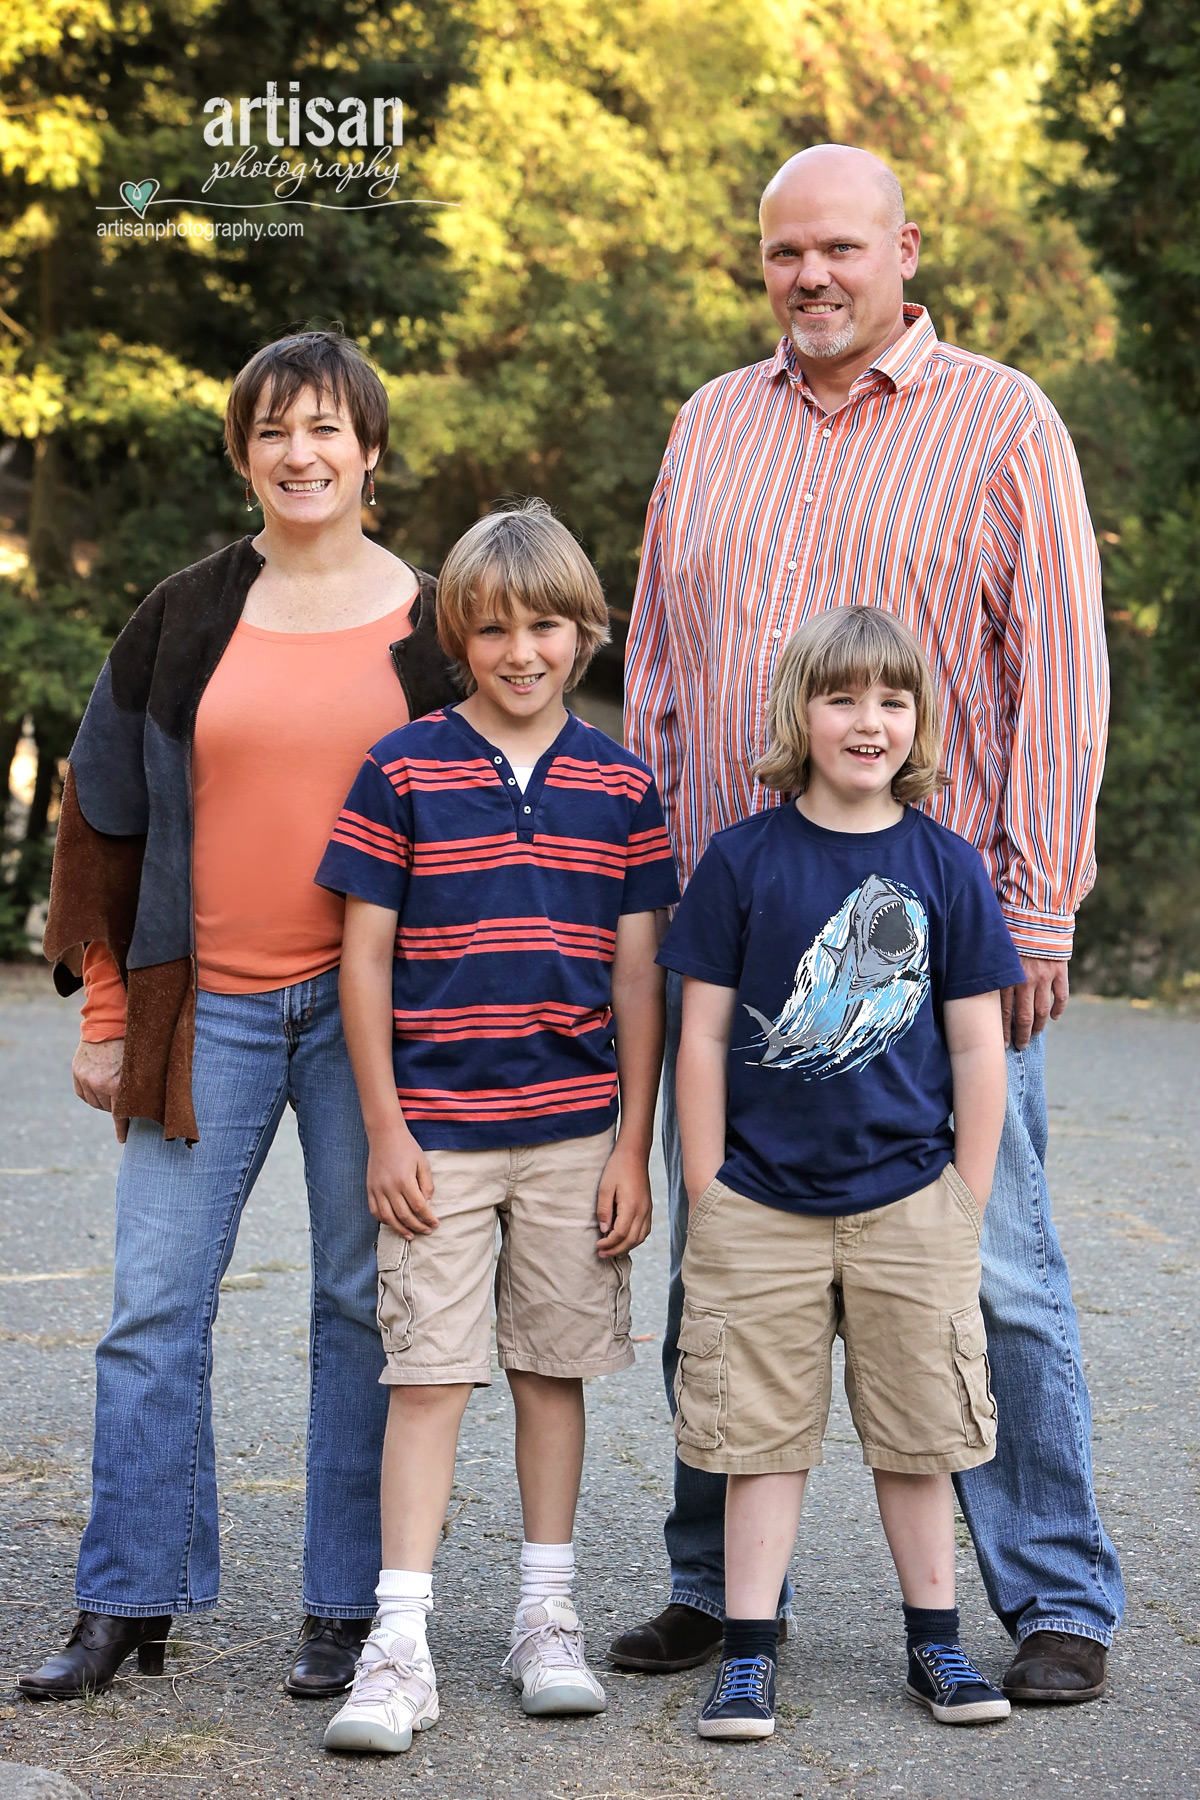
[366,466,377,507]
[245,485,256,512]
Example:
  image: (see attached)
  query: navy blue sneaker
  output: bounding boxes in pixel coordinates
[697,1654,776,1739]
[906,1642,1011,1725]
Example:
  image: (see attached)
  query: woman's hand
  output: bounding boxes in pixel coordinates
[596,1136,653,1258]
[71,1038,129,1142]
[367,1121,437,1238]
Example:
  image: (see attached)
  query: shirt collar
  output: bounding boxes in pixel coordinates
[763,303,938,396]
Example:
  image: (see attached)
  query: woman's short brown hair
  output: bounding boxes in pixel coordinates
[436,500,611,692]
[754,606,948,804]
[224,330,389,473]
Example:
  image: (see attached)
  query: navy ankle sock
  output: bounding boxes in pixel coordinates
[903,1604,960,1655]
[722,1617,778,1665]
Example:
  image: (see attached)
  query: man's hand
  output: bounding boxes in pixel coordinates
[596,1137,653,1258]
[366,1122,437,1238]
[1001,956,1069,1051]
[71,1037,129,1143]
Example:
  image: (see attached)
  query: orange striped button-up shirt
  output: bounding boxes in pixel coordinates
[624,305,1108,959]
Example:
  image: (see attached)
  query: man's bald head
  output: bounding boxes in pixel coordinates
[760,145,906,234]
[757,143,920,396]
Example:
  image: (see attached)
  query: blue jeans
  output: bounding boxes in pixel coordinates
[659,971,1124,1644]
[76,971,388,1619]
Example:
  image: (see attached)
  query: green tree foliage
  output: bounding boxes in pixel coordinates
[0,0,470,948]
[0,0,1127,967]
[386,0,1112,656]
[1046,0,1200,991]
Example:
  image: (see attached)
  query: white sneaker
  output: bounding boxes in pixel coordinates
[322,1631,439,1754]
[504,1596,607,1716]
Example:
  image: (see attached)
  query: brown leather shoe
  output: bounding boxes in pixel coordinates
[1002,1630,1107,1703]
[609,1603,724,1672]
[18,1611,172,1701]
[284,1615,374,1698]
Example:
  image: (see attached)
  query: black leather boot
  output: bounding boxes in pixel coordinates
[285,1615,374,1698]
[18,1611,172,1700]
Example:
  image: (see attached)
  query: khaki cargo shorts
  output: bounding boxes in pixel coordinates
[376,1127,635,1385]
[675,1164,997,1476]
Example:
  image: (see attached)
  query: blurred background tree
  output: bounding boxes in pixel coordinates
[1046,0,1200,992]
[1,0,1196,991]
[0,0,468,950]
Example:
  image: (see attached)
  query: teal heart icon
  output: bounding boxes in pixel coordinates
[119,179,159,218]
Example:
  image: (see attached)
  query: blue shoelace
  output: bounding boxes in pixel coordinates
[918,1643,988,1690]
[713,1656,770,1705]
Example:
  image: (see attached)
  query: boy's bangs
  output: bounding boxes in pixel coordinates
[808,625,926,699]
[464,552,577,626]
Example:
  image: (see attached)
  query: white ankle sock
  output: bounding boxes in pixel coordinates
[366,1569,432,1665]
[518,1540,575,1616]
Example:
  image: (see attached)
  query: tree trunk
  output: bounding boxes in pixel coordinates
[28,235,70,588]
[8,712,67,928]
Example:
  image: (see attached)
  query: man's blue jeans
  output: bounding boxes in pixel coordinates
[659,970,1124,1644]
[76,971,388,1619]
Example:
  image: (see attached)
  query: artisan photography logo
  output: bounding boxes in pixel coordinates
[95,79,453,236]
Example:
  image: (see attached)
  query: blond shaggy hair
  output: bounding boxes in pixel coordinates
[436,499,611,693]
[754,607,948,803]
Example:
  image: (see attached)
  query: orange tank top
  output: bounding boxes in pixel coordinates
[81,600,412,1033]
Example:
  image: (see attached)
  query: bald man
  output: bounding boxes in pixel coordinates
[617,145,1122,1703]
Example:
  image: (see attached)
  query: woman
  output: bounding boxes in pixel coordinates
[20,331,459,1701]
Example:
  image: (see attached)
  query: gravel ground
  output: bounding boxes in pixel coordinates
[1,966,1197,1799]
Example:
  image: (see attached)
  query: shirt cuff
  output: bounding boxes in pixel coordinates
[80,942,128,1041]
[1000,909,1075,961]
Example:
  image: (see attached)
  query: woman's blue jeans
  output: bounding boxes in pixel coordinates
[659,971,1125,1645]
[75,971,388,1619]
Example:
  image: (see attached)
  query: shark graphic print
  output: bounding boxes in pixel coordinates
[742,874,929,1079]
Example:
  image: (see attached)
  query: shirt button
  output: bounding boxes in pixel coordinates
[821,427,832,438]
[493,755,502,764]
[507,778,516,786]
[803,492,815,503]
[772,629,782,639]
[523,805,532,814]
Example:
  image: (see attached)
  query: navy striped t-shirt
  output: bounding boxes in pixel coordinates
[316,707,680,1149]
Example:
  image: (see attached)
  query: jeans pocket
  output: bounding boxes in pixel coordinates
[672,1303,728,1451]
[376,1229,414,1355]
[608,1253,632,1339]
[950,1302,997,1448]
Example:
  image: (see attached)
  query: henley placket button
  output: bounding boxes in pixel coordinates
[523,805,531,814]
[507,778,516,785]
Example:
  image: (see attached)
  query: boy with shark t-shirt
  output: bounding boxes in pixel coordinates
[659,606,1024,1739]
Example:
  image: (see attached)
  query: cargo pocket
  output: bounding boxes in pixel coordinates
[608,1252,632,1340]
[673,1305,728,1451]
[376,1229,414,1356]
[950,1303,997,1448]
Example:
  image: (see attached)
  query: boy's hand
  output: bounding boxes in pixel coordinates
[367,1122,438,1238]
[596,1138,653,1258]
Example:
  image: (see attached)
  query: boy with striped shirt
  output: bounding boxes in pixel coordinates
[316,501,678,1754]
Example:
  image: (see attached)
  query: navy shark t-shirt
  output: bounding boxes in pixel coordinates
[658,804,1025,1216]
